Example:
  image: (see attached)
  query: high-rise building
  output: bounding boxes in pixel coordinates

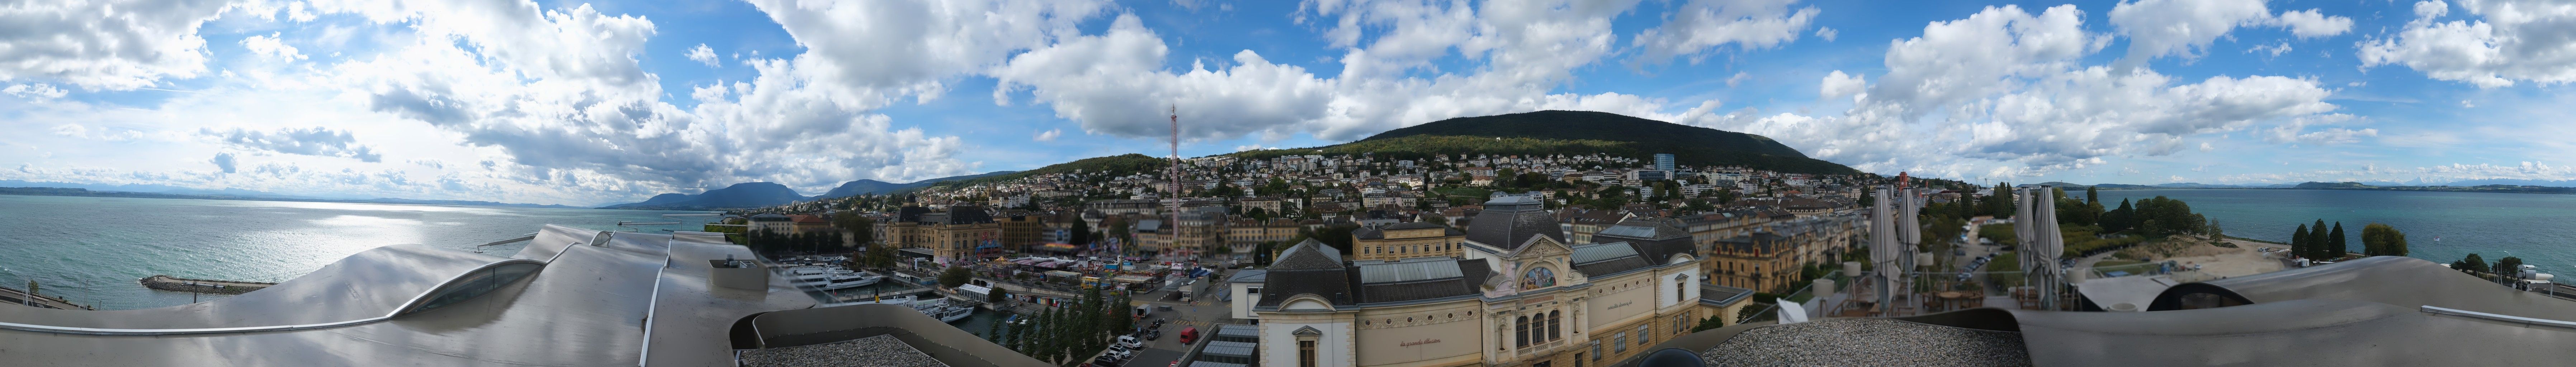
[1653,153,1675,171]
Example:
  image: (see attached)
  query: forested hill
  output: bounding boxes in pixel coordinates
[1239,110,1858,175]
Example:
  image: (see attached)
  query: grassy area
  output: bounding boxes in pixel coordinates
[2094,259,2146,268]
[1987,252,2022,286]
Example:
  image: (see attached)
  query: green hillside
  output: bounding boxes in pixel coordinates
[910,153,1168,192]
[1239,110,1857,174]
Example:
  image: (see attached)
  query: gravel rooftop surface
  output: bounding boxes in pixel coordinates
[1701,318,2031,367]
[740,335,948,367]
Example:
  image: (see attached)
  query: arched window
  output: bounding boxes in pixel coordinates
[1547,310,1563,340]
[1516,316,1531,347]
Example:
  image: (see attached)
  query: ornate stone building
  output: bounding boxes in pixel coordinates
[1255,195,1706,367]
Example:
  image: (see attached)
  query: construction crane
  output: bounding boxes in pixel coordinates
[1167,105,1181,258]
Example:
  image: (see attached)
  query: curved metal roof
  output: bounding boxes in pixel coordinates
[2149,256,2576,320]
[0,243,509,331]
[0,225,825,366]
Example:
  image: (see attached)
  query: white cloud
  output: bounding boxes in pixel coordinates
[2107,0,2353,68]
[1034,129,1061,142]
[1725,71,1749,87]
[202,127,384,162]
[1815,27,1837,42]
[2270,9,2354,38]
[3,83,67,99]
[241,32,307,61]
[2359,0,2576,87]
[1631,0,1820,66]
[1675,5,2339,181]
[686,43,719,67]
[2265,114,2377,144]
[2248,42,2292,57]
[0,0,249,90]
[1818,70,1864,100]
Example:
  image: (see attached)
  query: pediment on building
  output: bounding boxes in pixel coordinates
[1505,235,1571,260]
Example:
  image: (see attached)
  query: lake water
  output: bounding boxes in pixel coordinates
[0,195,713,310]
[2094,189,2576,275]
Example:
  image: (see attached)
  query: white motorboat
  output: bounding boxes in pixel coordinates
[818,295,918,308]
[904,299,975,323]
[814,271,884,290]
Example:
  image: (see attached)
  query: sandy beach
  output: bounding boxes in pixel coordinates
[2108,235,2289,281]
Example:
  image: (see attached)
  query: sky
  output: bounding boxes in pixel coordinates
[2,0,2573,206]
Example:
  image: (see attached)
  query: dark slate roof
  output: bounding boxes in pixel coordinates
[1270,239,1344,270]
[1260,239,1354,308]
[1466,195,1562,250]
[1569,242,1654,277]
[895,206,933,222]
[1596,217,1697,261]
[1699,283,1755,306]
[942,206,995,224]
[1596,218,1690,240]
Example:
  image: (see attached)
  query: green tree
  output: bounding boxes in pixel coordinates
[2308,219,2331,259]
[2291,224,2310,259]
[2084,185,2099,206]
[986,312,1008,342]
[939,266,973,288]
[2362,223,2409,257]
[2499,257,2527,277]
[864,241,898,269]
[2454,253,2489,273]
[989,287,1010,303]
[1006,311,1029,352]
[1693,315,1727,332]
[1070,216,1092,246]
[2326,222,2347,258]
[834,211,875,249]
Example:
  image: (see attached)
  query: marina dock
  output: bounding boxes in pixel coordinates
[0,285,93,310]
[140,275,275,295]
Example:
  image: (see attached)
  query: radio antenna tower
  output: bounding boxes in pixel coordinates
[1167,105,1182,257]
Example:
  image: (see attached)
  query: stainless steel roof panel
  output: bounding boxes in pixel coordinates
[1357,258,1461,283]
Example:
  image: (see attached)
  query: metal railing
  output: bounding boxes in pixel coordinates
[2421,305,2576,329]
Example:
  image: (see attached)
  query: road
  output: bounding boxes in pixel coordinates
[1101,271,1237,367]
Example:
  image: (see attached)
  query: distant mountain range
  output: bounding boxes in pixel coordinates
[815,171,1018,199]
[599,171,1022,210]
[2038,182,2296,190]
[1231,110,1859,175]
[599,182,808,210]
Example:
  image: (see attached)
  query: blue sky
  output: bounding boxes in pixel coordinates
[3,0,2572,205]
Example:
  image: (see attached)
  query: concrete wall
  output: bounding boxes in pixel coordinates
[1229,282,1261,320]
[1586,277,1654,329]
[1259,314,1355,367]
[1352,300,1483,366]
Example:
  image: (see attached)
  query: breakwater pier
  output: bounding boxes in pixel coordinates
[140,275,275,295]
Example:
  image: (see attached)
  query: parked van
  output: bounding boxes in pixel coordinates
[1178,327,1199,344]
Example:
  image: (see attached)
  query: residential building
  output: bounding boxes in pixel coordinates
[998,211,1046,252]
[878,205,1001,265]
[1350,222,1466,261]
[747,213,793,233]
